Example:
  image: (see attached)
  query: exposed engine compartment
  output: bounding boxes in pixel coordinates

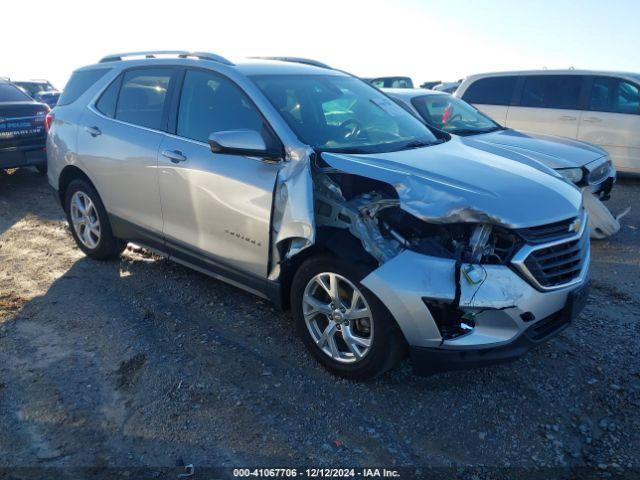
[313,166,520,267]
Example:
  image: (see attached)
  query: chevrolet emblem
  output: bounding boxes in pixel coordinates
[568,218,582,233]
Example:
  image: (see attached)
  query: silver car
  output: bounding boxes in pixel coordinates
[48,51,590,379]
[386,88,616,199]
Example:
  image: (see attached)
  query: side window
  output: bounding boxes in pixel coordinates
[461,76,517,105]
[371,79,385,88]
[618,81,640,114]
[57,68,111,106]
[591,77,640,114]
[177,69,265,143]
[116,69,173,130]
[520,75,582,109]
[95,75,121,118]
[391,78,411,88]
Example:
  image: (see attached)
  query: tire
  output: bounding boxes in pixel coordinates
[64,179,126,260]
[291,253,406,380]
[35,164,47,175]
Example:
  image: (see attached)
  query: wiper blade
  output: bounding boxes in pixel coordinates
[401,139,442,150]
[453,126,503,136]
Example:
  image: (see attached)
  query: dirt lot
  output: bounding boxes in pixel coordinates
[0,168,639,478]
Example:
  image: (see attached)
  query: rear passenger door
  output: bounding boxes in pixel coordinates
[506,75,585,138]
[578,76,640,173]
[157,68,282,285]
[459,76,517,125]
[78,67,178,242]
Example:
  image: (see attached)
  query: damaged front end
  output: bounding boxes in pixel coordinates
[270,144,589,374]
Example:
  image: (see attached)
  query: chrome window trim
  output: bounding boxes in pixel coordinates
[511,210,590,292]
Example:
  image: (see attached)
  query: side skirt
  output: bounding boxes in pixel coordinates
[109,214,280,303]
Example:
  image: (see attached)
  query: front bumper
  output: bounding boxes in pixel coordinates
[361,240,590,375]
[0,145,46,169]
[410,281,588,374]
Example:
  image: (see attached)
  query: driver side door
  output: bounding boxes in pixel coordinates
[158,68,282,290]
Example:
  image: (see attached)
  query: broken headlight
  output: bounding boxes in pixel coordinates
[377,207,520,265]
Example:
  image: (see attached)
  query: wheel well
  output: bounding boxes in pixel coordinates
[277,227,377,310]
[58,165,95,210]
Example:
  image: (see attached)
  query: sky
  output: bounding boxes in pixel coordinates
[2,0,639,89]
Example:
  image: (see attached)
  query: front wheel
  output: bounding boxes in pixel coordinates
[64,179,126,260]
[291,254,405,380]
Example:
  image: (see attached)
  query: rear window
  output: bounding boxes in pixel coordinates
[95,75,122,118]
[461,76,517,105]
[0,83,31,102]
[57,68,111,106]
[520,75,583,109]
[590,77,640,115]
[115,68,174,130]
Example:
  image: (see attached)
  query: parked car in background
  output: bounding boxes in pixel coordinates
[48,51,589,379]
[0,79,49,173]
[13,79,57,97]
[33,90,61,108]
[364,76,414,88]
[386,88,616,199]
[456,70,640,174]
[432,80,461,94]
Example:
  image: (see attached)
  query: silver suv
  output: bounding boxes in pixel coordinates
[48,51,590,379]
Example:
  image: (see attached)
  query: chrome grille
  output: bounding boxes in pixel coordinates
[517,217,578,244]
[588,161,610,185]
[523,231,589,287]
[512,212,589,290]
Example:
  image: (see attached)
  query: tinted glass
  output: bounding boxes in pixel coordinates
[177,70,265,143]
[57,69,110,106]
[391,78,412,88]
[253,75,438,154]
[96,76,121,118]
[590,77,640,114]
[0,83,31,102]
[461,76,517,105]
[411,95,500,135]
[520,75,582,109]
[116,69,173,130]
[14,81,54,96]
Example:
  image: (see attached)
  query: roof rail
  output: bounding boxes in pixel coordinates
[252,57,331,69]
[99,50,234,66]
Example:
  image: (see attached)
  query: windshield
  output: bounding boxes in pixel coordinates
[251,75,438,153]
[0,83,31,102]
[410,94,501,135]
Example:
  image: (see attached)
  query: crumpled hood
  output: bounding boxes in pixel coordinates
[465,129,606,168]
[321,138,582,229]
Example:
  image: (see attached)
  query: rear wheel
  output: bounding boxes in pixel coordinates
[64,179,126,260]
[291,254,405,379]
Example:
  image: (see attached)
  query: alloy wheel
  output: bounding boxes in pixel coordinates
[70,191,101,249]
[302,272,373,363]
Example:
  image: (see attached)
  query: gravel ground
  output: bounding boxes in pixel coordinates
[0,168,638,479]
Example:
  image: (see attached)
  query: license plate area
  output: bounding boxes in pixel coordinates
[566,281,590,319]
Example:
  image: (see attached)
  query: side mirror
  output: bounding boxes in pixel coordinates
[208,129,280,159]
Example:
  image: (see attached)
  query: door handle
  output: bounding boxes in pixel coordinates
[84,126,101,137]
[161,149,187,163]
[583,117,603,123]
[559,115,577,121]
